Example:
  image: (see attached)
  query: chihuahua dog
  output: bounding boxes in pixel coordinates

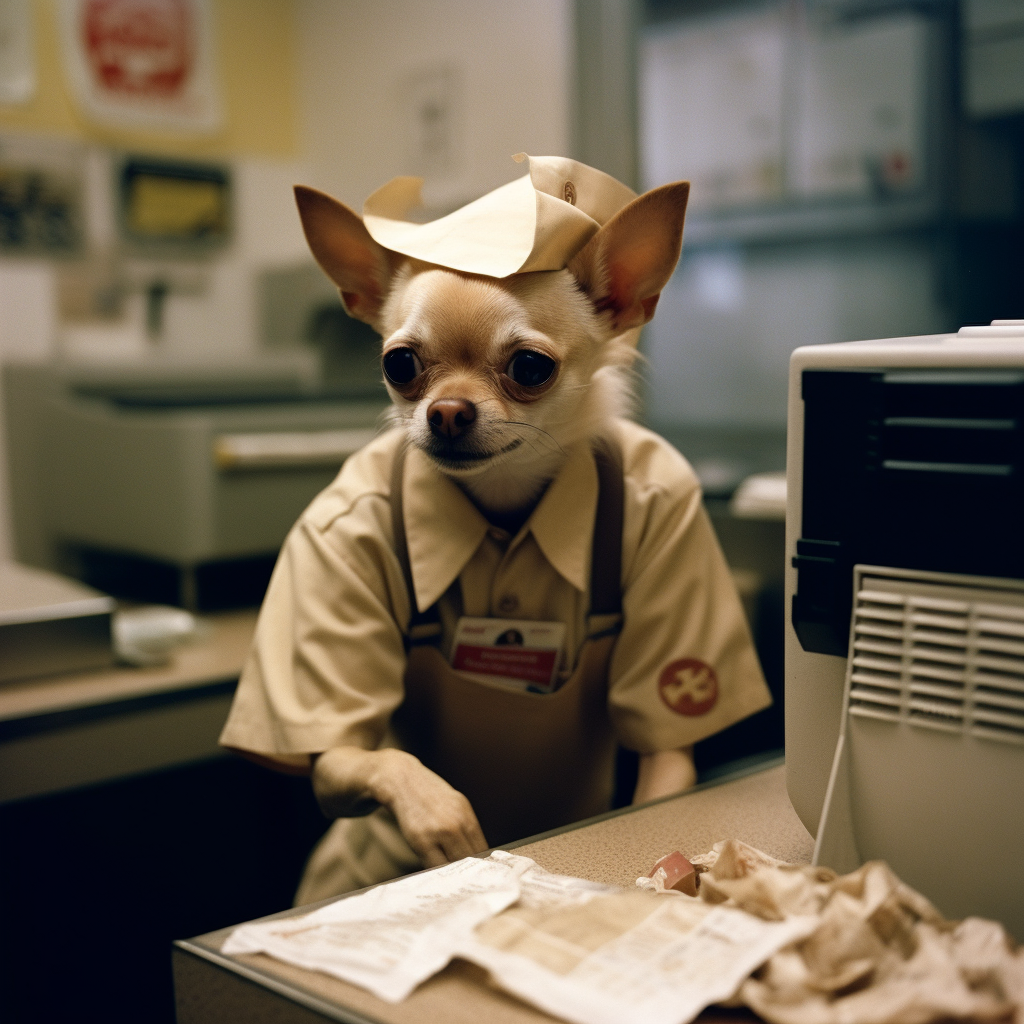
[293,180,689,530]
[251,172,704,887]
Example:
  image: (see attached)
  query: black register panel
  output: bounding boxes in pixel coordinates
[792,369,1024,656]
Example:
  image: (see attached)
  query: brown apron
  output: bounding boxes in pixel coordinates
[294,439,624,904]
[389,437,625,847]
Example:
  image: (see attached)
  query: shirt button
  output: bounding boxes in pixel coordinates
[488,527,509,542]
[497,594,519,615]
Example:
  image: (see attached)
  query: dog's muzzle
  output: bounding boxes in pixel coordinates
[421,436,523,470]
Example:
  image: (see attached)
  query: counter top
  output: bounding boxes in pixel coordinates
[0,609,256,726]
[0,610,258,803]
[175,760,812,1024]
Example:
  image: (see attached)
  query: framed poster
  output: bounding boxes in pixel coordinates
[791,14,928,200]
[55,0,221,132]
[0,135,84,256]
[640,5,932,217]
[0,0,35,105]
[640,10,787,211]
[117,156,231,253]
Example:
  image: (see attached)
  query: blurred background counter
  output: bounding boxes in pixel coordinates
[0,607,331,1024]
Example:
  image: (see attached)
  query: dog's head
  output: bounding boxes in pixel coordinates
[294,180,688,511]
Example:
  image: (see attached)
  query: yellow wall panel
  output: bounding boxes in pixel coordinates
[0,0,297,158]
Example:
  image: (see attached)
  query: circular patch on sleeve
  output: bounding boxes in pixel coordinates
[658,659,719,716]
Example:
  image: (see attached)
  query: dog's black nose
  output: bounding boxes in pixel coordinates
[427,399,476,439]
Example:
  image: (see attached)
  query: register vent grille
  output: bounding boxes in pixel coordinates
[847,568,1024,744]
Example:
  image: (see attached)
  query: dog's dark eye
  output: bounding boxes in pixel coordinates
[382,347,423,386]
[507,350,556,388]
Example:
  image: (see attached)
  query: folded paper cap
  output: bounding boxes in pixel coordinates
[362,154,638,280]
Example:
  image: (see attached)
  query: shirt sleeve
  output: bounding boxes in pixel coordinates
[219,490,412,770]
[607,431,772,753]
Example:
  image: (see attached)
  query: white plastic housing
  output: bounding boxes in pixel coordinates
[785,325,1024,835]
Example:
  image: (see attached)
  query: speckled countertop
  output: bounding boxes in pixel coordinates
[177,761,812,1024]
[514,761,813,887]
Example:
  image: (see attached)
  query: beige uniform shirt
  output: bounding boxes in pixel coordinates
[220,419,770,765]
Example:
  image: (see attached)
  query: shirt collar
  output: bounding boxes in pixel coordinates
[402,441,599,611]
[403,446,489,612]
[526,441,598,593]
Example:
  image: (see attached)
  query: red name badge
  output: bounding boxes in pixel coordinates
[450,617,565,693]
[452,645,559,686]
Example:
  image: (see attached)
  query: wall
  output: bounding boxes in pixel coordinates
[645,233,954,430]
[295,0,573,212]
[0,0,577,560]
[0,0,310,560]
[0,0,298,158]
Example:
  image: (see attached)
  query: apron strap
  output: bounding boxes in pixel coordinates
[389,435,625,645]
[589,434,624,618]
[389,443,444,648]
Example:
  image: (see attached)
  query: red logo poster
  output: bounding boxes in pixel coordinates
[59,0,220,130]
[83,0,193,98]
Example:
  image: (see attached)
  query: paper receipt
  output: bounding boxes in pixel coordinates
[221,851,814,1023]
[221,856,528,1002]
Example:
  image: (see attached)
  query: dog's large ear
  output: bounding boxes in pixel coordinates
[294,185,394,326]
[567,182,689,335]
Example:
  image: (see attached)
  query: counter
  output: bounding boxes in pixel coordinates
[174,759,811,1024]
[0,610,256,803]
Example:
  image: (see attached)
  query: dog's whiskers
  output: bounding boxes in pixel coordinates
[501,420,566,458]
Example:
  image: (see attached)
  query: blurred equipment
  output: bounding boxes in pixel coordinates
[638,1,957,479]
[112,604,201,666]
[962,0,1024,118]
[729,471,786,521]
[4,357,387,611]
[259,262,386,394]
[0,561,115,683]
[113,156,233,341]
[786,321,1024,936]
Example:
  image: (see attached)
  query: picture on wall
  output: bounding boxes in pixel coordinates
[55,0,222,132]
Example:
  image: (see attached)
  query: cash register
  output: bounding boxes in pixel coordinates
[785,320,1024,938]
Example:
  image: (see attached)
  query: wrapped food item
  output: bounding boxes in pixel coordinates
[639,839,1024,1024]
[645,851,699,896]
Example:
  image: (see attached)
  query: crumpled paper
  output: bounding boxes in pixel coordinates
[643,839,1024,1024]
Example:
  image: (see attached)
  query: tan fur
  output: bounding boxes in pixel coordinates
[376,266,637,514]
[293,180,689,523]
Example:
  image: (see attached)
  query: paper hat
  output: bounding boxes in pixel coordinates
[361,154,637,279]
